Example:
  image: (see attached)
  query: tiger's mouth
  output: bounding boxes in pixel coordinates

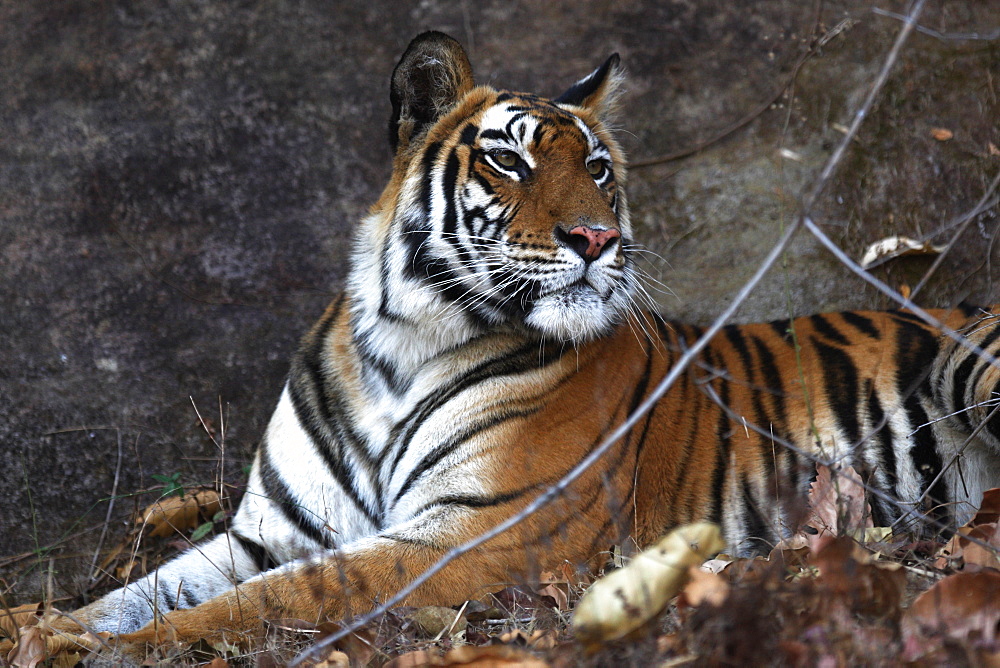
[517,269,630,342]
[531,278,608,306]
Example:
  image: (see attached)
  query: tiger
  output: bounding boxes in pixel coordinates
[11,30,1000,661]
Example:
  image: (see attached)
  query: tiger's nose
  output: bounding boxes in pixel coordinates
[556,225,621,263]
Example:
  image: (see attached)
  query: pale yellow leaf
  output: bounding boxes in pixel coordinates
[571,522,724,644]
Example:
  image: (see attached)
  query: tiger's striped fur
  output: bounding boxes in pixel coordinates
[51,32,1000,655]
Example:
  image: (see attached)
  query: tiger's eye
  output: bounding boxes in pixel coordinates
[493,150,518,168]
[587,159,605,176]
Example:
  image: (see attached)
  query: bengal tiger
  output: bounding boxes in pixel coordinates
[14,30,1000,660]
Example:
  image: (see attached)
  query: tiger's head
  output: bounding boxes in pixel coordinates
[355,32,635,346]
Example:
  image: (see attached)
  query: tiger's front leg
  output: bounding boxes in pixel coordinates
[114,497,610,656]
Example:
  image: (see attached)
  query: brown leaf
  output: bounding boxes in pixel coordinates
[439,645,549,667]
[0,603,44,639]
[5,624,105,668]
[933,489,1000,568]
[960,523,1000,570]
[383,646,548,668]
[6,626,46,668]
[972,488,1000,526]
[699,555,735,573]
[903,571,1000,651]
[536,583,569,611]
[525,630,557,650]
[312,650,349,668]
[804,464,872,539]
[809,535,906,620]
[490,586,557,617]
[313,621,377,666]
[767,540,810,571]
[383,649,438,668]
[677,566,730,609]
[138,488,221,538]
[499,628,530,645]
[463,600,504,623]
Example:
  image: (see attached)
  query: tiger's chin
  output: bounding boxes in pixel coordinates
[524,285,625,343]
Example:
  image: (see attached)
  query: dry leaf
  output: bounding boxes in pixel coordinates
[930,127,954,141]
[571,522,724,644]
[859,236,945,269]
[383,645,548,668]
[804,464,872,539]
[495,628,556,650]
[499,628,531,645]
[139,488,221,538]
[383,649,438,668]
[971,488,1000,526]
[989,142,999,156]
[959,524,1000,570]
[0,603,44,639]
[7,626,46,668]
[934,488,1000,568]
[935,522,1000,570]
[678,566,729,608]
[313,621,377,666]
[312,650,349,668]
[699,556,734,573]
[6,624,105,668]
[537,571,570,610]
[438,645,549,667]
[903,571,1000,648]
[525,630,557,650]
[810,535,906,620]
[411,606,466,639]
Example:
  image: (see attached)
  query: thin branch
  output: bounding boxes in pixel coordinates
[909,170,1000,300]
[916,401,1000,508]
[860,193,1000,273]
[805,216,999,363]
[88,430,125,585]
[873,7,1000,42]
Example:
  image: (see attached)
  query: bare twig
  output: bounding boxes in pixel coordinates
[909,171,1000,300]
[804,216,998,362]
[915,401,1000,509]
[88,430,124,585]
[873,7,1000,42]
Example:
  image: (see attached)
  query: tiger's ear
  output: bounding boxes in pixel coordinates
[389,31,474,152]
[554,54,623,120]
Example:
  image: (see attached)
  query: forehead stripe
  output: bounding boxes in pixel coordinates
[459,124,479,145]
[479,129,508,142]
[418,140,443,219]
[441,147,461,238]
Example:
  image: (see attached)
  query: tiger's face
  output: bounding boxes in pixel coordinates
[373,34,635,345]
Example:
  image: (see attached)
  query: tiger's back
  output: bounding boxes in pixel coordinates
[632,306,1000,554]
[27,31,1000,659]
